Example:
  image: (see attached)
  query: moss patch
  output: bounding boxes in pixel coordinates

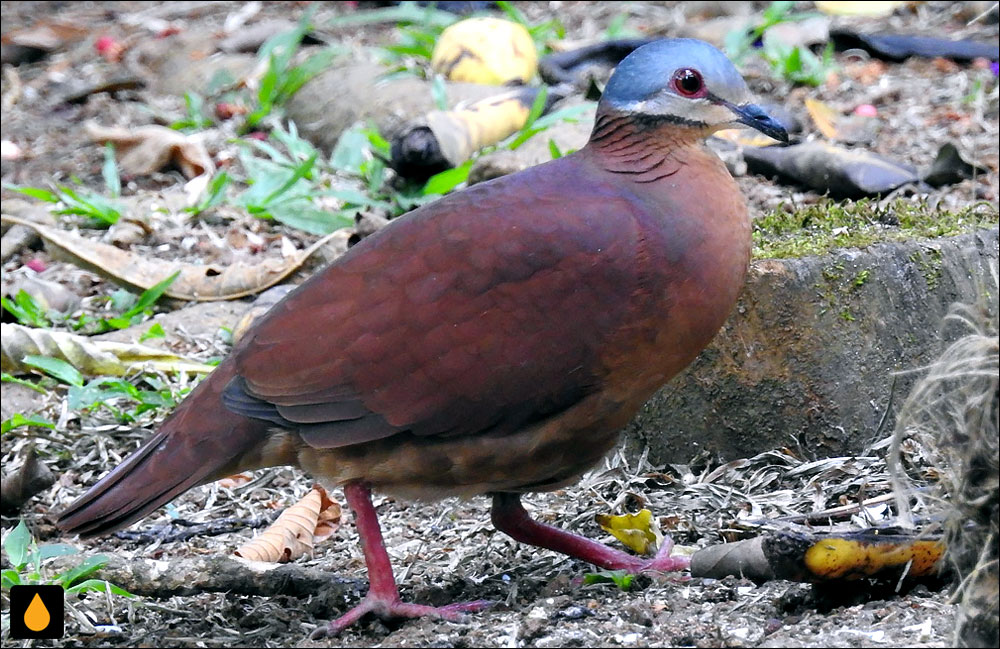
[752,198,999,260]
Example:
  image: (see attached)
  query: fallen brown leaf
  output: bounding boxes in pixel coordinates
[0,445,56,516]
[85,122,214,179]
[234,485,342,563]
[1,322,215,376]
[0,215,342,301]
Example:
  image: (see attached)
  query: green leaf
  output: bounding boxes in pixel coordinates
[495,0,529,27]
[324,2,457,29]
[1,413,55,434]
[1,373,48,394]
[422,160,473,195]
[51,185,121,225]
[330,127,372,173]
[523,85,549,131]
[262,152,318,205]
[102,143,121,198]
[364,128,391,156]
[3,520,32,568]
[33,544,79,562]
[64,579,134,597]
[268,201,354,235]
[186,170,230,215]
[583,569,635,591]
[56,554,108,589]
[271,122,318,161]
[548,138,563,159]
[121,271,180,320]
[68,377,138,411]
[325,188,391,209]
[2,290,51,327]
[22,355,84,386]
[139,322,166,342]
[762,0,796,24]
[430,74,449,111]
[2,568,22,588]
[6,185,61,202]
[109,288,136,312]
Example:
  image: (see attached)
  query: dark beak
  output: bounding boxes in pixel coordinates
[730,102,789,143]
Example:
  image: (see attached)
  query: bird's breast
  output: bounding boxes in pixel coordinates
[596,143,751,408]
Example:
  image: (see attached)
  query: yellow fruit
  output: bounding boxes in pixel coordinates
[431,17,537,85]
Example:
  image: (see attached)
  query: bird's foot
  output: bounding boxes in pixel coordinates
[310,596,493,639]
[634,536,691,574]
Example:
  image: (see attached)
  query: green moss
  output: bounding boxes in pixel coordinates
[752,198,999,260]
[814,260,863,322]
[909,246,944,290]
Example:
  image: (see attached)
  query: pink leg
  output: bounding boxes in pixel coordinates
[311,482,492,639]
[491,493,690,573]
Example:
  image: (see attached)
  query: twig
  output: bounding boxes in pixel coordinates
[112,513,281,544]
[47,553,363,600]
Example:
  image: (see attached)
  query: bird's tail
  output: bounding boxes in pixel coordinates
[56,362,272,538]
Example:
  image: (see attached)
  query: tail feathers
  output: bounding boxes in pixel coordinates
[57,405,271,538]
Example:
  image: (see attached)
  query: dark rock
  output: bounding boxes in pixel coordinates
[625,228,1000,463]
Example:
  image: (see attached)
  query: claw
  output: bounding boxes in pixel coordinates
[311,596,493,639]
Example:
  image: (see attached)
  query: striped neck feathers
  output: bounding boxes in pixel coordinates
[587,109,709,182]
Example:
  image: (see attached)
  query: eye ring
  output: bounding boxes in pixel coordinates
[672,68,705,98]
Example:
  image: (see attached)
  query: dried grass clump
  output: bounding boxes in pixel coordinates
[892,265,998,648]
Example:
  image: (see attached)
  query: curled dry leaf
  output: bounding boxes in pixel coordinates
[0,445,56,516]
[1,215,342,301]
[85,122,214,179]
[1,322,215,377]
[234,485,342,563]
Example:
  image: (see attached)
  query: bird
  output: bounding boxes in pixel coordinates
[57,38,787,637]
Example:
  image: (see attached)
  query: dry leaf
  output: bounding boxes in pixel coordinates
[814,1,906,17]
[0,445,56,516]
[1,20,88,51]
[804,97,840,140]
[1,215,340,301]
[234,485,342,563]
[595,509,663,556]
[218,473,254,489]
[1,322,215,377]
[85,122,214,179]
[713,128,782,148]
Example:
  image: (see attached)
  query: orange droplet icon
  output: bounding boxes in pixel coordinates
[24,592,51,632]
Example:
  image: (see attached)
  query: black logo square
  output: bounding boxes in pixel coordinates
[9,584,64,639]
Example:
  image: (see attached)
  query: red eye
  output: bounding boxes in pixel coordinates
[672,68,705,97]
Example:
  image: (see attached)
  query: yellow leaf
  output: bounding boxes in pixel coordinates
[714,128,782,148]
[595,509,662,556]
[805,97,840,140]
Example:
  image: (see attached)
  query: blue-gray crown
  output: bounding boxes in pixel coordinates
[601,39,750,111]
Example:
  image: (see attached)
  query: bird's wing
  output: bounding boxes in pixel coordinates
[225,156,647,448]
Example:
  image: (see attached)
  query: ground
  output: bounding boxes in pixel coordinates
[1,1,997,647]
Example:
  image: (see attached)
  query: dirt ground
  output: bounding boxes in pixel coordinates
[2,1,997,647]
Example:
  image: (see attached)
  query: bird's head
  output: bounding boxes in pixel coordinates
[599,38,789,143]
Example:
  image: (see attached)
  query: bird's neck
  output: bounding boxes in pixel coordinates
[587,109,710,182]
